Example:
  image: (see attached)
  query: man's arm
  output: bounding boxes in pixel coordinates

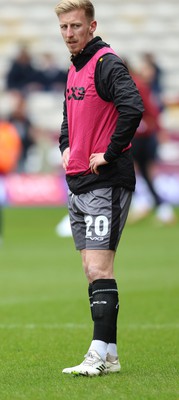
[59,98,69,154]
[95,54,144,163]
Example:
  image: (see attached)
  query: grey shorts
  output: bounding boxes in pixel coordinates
[68,187,132,251]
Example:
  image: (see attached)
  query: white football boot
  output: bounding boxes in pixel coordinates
[62,350,106,376]
[105,353,121,373]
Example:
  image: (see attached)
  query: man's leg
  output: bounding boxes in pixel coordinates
[62,188,131,375]
[88,279,119,352]
[62,249,120,376]
[84,249,120,370]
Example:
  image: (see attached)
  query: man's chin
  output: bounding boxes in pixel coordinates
[67,43,78,53]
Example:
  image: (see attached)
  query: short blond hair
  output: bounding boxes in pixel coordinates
[55,0,95,21]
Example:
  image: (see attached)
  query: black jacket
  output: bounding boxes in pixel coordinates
[60,37,144,194]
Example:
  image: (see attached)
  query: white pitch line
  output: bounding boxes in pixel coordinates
[0,323,178,330]
[0,323,88,330]
[0,296,58,305]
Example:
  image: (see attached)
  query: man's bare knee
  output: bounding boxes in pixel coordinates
[82,250,115,282]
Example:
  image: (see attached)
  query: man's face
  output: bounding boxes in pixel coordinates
[58,8,97,56]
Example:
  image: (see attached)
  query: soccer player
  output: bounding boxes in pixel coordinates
[55,0,144,376]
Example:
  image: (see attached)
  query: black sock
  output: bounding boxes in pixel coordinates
[92,279,119,344]
[88,283,94,320]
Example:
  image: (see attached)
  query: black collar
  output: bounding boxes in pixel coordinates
[71,36,110,71]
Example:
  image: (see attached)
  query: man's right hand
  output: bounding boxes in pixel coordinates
[62,147,70,170]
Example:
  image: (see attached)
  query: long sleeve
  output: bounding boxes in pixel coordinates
[59,97,69,154]
[95,55,144,162]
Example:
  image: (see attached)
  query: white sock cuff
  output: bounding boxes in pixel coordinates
[88,340,108,361]
[107,343,118,357]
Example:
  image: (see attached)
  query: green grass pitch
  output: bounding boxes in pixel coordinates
[0,206,178,400]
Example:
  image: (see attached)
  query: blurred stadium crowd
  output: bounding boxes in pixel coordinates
[0,0,179,212]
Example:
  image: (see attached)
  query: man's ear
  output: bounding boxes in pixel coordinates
[89,20,97,34]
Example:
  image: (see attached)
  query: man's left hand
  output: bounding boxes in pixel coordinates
[89,153,108,175]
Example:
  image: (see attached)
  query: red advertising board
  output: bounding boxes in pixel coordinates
[2,174,67,206]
